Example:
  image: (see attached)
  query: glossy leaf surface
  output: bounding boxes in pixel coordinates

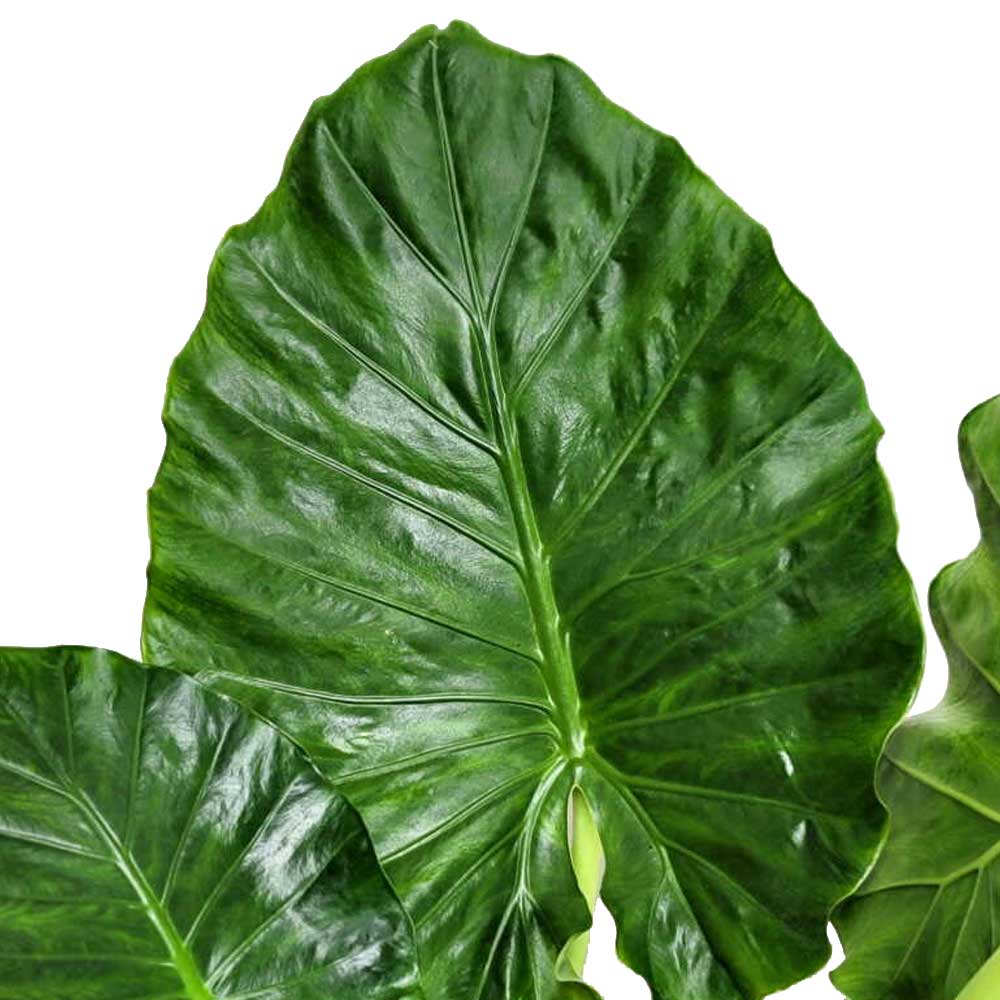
[143,22,923,1000]
[835,397,1000,1000]
[0,646,421,1000]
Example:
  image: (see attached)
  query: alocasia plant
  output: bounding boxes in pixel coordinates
[142,21,924,1000]
[834,396,1000,1000]
[0,646,422,1000]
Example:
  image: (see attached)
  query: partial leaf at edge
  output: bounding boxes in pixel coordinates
[142,21,923,1000]
[834,396,1000,1000]
[0,646,422,1000]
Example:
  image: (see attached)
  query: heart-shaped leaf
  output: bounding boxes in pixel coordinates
[834,396,1000,1000]
[0,646,422,1000]
[143,22,923,999]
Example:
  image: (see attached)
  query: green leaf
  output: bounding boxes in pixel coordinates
[142,21,923,1000]
[834,396,1000,1000]
[0,646,422,1000]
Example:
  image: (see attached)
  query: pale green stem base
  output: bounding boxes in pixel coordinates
[559,787,605,979]
[957,944,1000,1000]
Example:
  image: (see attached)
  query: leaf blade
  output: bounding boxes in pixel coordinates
[144,21,922,999]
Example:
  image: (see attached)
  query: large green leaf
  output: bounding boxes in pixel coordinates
[834,396,1000,1000]
[142,21,923,1000]
[0,646,422,1000]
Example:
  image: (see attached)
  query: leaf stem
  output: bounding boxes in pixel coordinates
[562,785,604,975]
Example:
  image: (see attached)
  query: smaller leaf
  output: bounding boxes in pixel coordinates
[0,645,422,1000]
[834,395,1000,1000]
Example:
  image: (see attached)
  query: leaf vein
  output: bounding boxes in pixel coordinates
[192,525,537,662]
[509,160,655,404]
[381,763,551,865]
[197,672,551,713]
[221,397,519,568]
[316,117,478,319]
[241,248,496,456]
[885,755,1000,826]
[123,670,150,850]
[160,718,235,906]
[336,728,558,783]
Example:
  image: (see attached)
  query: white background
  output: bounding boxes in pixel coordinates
[1,2,997,996]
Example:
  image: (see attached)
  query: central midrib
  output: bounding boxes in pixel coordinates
[75,791,215,1000]
[466,302,586,758]
[430,54,586,760]
[957,942,1000,1000]
[497,418,587,757]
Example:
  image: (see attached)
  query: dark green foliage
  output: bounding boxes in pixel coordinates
[140,22,923,1000]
